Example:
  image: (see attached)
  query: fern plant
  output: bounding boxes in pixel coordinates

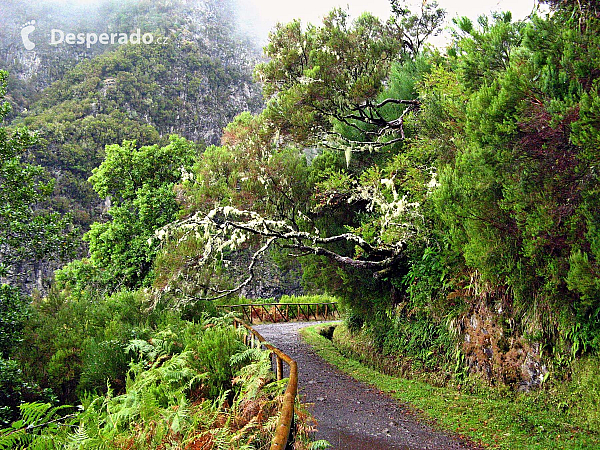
[0,402,76,450]
[2,321,321,449]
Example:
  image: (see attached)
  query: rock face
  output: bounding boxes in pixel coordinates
[239,265,304,300]
[1,1,122,116]
[1,260,57,296]
[459,299,548,390]
[1,0,263,145]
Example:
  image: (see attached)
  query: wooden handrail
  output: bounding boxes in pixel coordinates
[220,302,339,324]
[233,318,298,450]
[222,302,338,307]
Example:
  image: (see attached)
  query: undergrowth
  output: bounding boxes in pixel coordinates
[215,294,339,306]
[0,318,319,449]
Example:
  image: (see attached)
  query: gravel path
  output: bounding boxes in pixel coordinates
[254,321,477,450]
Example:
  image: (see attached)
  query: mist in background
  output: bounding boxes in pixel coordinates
[233,0,392,45]
[233,0,544,47]
[1,0,547,53]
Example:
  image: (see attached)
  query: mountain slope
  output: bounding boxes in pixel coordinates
[0,0,264,291]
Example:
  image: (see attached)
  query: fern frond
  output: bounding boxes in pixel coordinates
[19,402,52,427]
[0,402,78,450]
[229,347,264,367]
[27,433,57,450]
[0,425,30,450]
[67,423,89,446]
[126,339,156,361]
[167,397,191,434]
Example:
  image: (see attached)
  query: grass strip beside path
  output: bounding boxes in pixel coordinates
[300,324,600,450]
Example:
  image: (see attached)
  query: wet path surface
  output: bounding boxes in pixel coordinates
[254,322,476,450]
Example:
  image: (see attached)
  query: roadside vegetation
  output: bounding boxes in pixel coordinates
[302,323,600,449]
[0,290,319,449]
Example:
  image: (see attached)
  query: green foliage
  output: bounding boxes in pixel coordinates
[184,324,245,398]
[53,258,111,297]
[255,6,436,143]
[0,358,54,427]
[566,251,600,313]
[425,5,600,364]
[277,294,338,304]
[0,402,75,450]
[14,287,249,413]
[403,247,446,310]
[77,339,130,398]
[564,356,600,430]
[0,70,78,422]
[0,285,28,359]
[450,12,525,91]
[183,111,312,219]
[15,289,155,404]
[57,135,197,292]
[88,136,196,202]
[153,111,316,301]
[7,0,262,234]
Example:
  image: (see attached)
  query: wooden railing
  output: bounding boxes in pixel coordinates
[220,302,339,324]
[233,318,297,450]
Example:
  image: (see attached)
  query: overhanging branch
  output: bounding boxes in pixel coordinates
[156,203,412,302]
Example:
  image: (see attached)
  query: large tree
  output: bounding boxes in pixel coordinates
[56,135,198,293]
[152,4,445,303]
[256,4,444,154]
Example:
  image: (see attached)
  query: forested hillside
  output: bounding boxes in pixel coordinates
[1,0,263,292]
[0,1,309,446]
[1,0,600,448]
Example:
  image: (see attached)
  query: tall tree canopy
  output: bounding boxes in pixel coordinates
[56,136,198,293]
[256,4,444,153]
[154,4,444,303]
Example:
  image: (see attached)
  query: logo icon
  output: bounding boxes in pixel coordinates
[21,20,36,51]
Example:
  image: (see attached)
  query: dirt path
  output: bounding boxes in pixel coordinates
[254,322,477,450]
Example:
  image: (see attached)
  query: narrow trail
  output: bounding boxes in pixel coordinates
[254,322,477,450]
